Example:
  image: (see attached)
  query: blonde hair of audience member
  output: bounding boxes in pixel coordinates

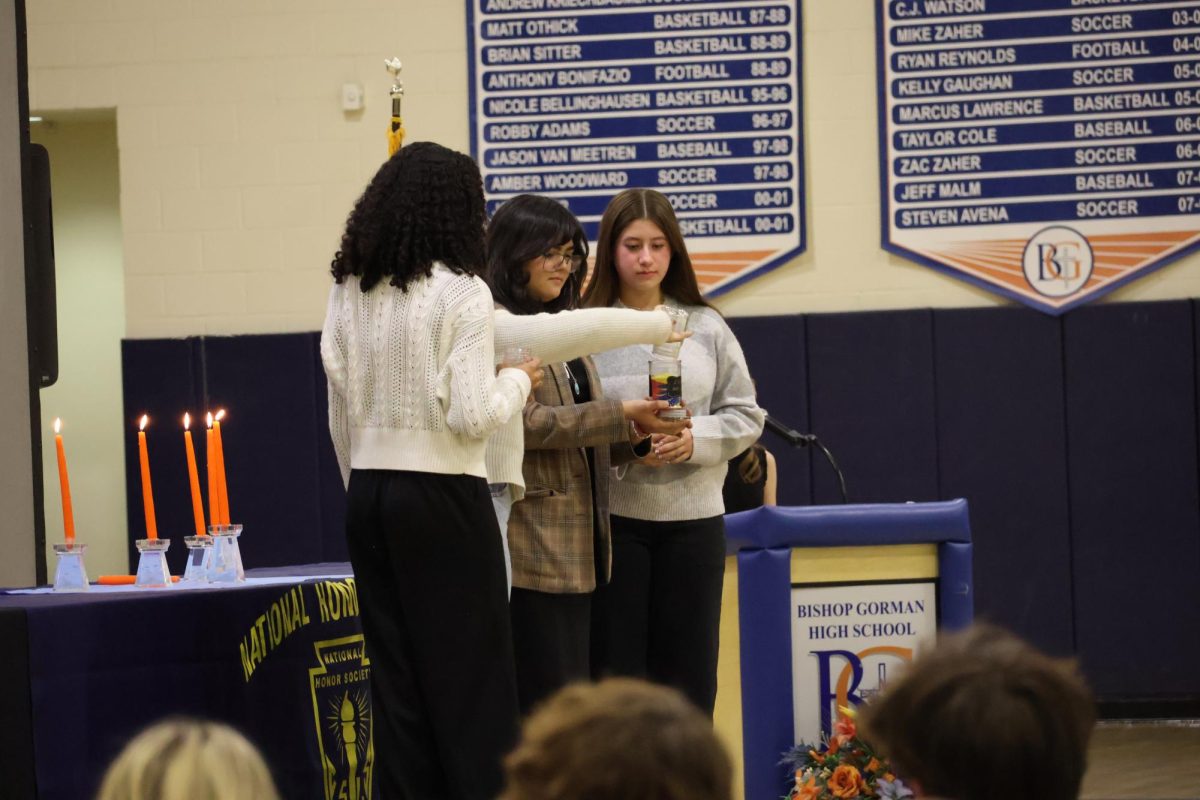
[500,678,733,800]
[860,623,1095,800]
[95,719,281,800]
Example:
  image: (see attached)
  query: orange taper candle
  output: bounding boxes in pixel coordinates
[213,410,230,525]
[137,415,158,540]
[183,413,205,536]
[53,418,76,543]
[206,413,218,526]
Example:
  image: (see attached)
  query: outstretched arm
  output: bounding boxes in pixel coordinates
[494,306,671,364]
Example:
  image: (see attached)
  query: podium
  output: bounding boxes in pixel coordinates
[715,500,973,800]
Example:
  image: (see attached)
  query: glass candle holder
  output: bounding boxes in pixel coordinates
[207,523,245,584]
[134,538,172,588]
[181,535,214,585]
[52,542,89,592]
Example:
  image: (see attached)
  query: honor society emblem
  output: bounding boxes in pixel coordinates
[309,635,374,800]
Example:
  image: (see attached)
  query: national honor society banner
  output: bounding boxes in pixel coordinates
[235,577,373,800]
[878,0,1200,314]
[468,0,806,296]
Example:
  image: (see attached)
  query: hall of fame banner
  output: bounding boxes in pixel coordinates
[878,0,1200,314]
[790,580,936,744]
[468,0,806,296]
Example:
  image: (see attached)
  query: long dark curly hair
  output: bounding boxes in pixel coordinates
[486,194,589,316]
[581,188,712,310]
[331,142,486,292]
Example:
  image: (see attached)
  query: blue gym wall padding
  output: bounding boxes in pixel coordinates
[312,337,349,563]
[726,315,812,506]
[120,298,1200,704]
[201,334,330,569]
[1063,301,1200,696]
[932,307,1074,656]
[120,338,205,574]
[804,309,939,505]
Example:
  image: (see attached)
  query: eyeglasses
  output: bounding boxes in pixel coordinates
[540,251,586,273]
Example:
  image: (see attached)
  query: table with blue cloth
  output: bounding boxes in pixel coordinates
[0,564,373,800]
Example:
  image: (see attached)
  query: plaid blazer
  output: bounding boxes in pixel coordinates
[507,356,638,593]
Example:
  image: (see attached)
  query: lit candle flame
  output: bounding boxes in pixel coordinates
[54,417,61,434]
[215,409,226,422]
[183,412,191,430]
[206,411,214,429]
[139,414,149,431]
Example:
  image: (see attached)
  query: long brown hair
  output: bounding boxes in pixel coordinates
[581,188,713,310]
[737,443,765,484]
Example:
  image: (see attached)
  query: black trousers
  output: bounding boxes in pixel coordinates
[509,588,591,716]
[590,514,727,715]
[345,469,518,800]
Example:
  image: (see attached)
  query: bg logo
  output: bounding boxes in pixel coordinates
[1022,226,1093,298]
[811,646,912,735]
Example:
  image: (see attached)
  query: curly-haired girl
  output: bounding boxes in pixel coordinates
[321,142,539,799]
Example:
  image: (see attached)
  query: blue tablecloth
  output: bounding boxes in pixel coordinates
[0,563,372,800]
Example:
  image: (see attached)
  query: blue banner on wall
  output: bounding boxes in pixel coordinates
[877,0,1200,314]
[468,0,806,296]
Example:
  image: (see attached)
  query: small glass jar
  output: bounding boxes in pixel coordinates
[648,357,687,420]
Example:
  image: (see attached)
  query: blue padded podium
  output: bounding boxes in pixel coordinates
[725,500,973,800]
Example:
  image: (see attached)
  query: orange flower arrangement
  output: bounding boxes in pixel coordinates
[782,707,911,800]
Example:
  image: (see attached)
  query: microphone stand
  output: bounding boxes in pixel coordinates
[763,414,848,504]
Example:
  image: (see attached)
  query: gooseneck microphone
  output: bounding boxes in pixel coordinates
[762,412,849,504]
[764,414,816,447]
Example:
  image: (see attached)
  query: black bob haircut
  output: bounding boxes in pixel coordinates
[486,194,589,316]
[331,142,486,292]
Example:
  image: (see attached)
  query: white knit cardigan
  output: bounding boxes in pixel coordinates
[321,264,531,486]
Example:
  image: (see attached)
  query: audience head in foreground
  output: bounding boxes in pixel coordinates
[501,678,733,800]
[95,718,280,800]
[860,623,1096,800]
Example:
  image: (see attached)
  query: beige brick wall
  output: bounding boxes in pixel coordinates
[27,1,1200,336]
[28,0,466,338]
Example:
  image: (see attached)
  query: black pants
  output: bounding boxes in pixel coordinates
[510,588,590,715]
[590,514,726,715]
[346,469,518,800]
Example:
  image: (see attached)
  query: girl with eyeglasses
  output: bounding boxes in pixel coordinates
[485,193,692,713]
[582,188,764,716]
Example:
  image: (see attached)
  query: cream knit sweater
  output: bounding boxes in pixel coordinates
[486,306,673,498]
[592,303,765,521]
[321,265,531,486]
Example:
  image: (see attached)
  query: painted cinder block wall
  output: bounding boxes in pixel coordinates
[27,0,1200,340]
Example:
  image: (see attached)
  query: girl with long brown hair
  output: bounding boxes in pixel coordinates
[582,188,764,714]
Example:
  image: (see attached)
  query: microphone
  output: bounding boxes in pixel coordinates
[762,412,849,503]
[764,413,816,447]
